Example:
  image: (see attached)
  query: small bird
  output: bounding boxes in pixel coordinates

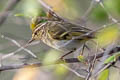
[28,12,95,58]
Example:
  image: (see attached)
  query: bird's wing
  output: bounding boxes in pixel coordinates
[48,21,92,40]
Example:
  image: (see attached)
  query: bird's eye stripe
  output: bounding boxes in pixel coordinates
[34,22,47,32]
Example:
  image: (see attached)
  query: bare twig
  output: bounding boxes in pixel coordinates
[0,46,120,71]
[82,0,97,19]
[1,35,37,58]
[98,0,120,24]
[38,0,52,11]
[0,58,80,71]
[92,43,117,78]
[0,0,21,27]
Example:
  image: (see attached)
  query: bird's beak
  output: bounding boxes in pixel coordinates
[28,38,35,44]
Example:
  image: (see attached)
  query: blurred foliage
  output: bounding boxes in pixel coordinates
[42,0,88,19]
[43,50,61,65]
[0,0,8,11]
[77,55,85,62]
[104,52,120,64]
[16,0,46,17]
[108,67,120,80]
[0,0,120,80]
[95,25,120,47]
[42,0,91,25]
[98,69,109,80]
[13,66,39,80]
[54,65,68,76]
[90,4,108,22]
[98,52,120,80]
[104,0,120,17]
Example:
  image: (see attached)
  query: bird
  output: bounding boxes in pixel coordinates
[28,11,96,59]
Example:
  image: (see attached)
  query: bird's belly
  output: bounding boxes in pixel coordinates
[47,40,83,52]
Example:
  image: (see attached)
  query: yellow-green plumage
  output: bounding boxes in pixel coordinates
[30,16,94,52]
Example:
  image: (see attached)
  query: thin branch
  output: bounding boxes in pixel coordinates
[1,35,37,58]
[0,34,41,60]
[38,0,52,11]
[0,46,120,71]
[98,0,120,24]
[0,58,80,71]
[82,0,97,19]
[92,43,117,78]
[0,0,21,27]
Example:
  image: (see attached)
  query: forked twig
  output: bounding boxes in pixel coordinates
[1,35,37,58]
[0,35,37,60]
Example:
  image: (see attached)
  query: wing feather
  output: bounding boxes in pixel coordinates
[47,21,92,40]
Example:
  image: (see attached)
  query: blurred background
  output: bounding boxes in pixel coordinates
[0,0,120,80]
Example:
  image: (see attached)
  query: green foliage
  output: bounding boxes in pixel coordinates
[54,65,68,76]
[98,52,120,80]
[104,0,120,16]
[43,50,61,65]
[95,25,119,47]
[104,52,120,64]
[98,69,109,80]
[77,55,85,62]
[21,0,46,17]
[90,4,108,22]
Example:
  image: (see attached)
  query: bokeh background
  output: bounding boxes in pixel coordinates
[0,0,120,80]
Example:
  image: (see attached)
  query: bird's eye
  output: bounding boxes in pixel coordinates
[34,32,37,35]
